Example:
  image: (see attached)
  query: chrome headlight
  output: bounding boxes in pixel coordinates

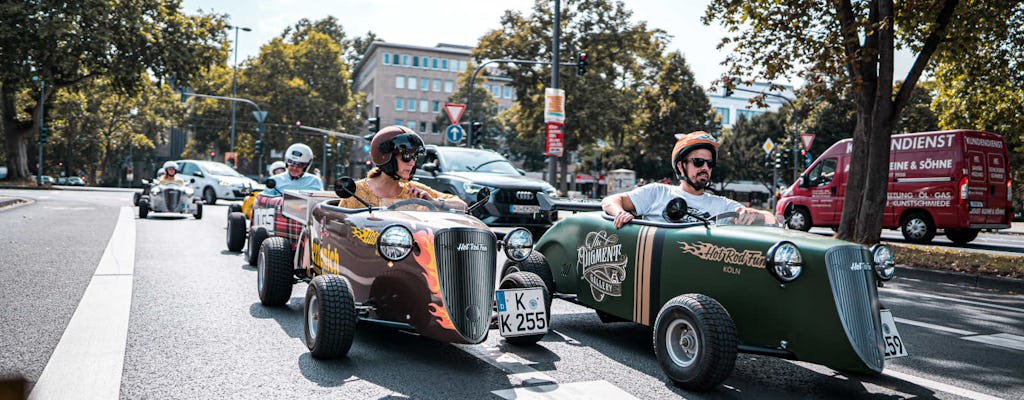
[184,187,195,196]
[151,186,161,195]
[870,244,895,281]
[377,225,414,261]
[218,180,232,186]
[502,228,534,261]
[463,182,488,195]
[766,241,803,283]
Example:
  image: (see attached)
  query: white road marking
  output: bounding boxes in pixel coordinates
[886,288,1024,313]
[894,317,978,336]
[492,380,640,400]
[884,370,1005,400]
[29,207,135,400]
[962,333,1024,352]
[455,343,556,386]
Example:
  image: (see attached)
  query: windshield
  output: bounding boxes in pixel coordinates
[376,197,467,213]
[708,211,781,227]
[443,149,520,175]
[198,161,243,177]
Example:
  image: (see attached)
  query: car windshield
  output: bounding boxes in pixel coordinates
[198,161,243,177]
[444,149,519,175]
[377,197,467,213]
[708,211,782,227]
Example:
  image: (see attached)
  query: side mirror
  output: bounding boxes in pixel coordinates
[333,177,357,199]
[664,197,689,222]
[264,178,276,189]
[422,162,439,176]
[516,168,526,176]
[799,176,810,188]
[467,187,491,214]
[141,179,149,185]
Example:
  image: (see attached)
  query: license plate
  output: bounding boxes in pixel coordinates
[495,288,548,337]
[880,309,909,359]
[252,207,276,232]
[511,204,540,214]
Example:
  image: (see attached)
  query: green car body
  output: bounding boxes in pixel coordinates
[532,210,893,386]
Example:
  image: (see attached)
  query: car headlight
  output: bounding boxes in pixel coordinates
[544,186,557,197]
[870,244,895,281]
[151,186,161,195]
[463,182,488,195]
[184,187,195,196]
[766,241,803,283]
[502,228,534,261]
[377,225,414,262]
[218,180,232,187]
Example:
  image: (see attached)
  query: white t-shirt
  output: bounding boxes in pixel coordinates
[626,183,742,223]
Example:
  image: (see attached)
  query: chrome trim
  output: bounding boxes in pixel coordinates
[824,245,884,373]
[435,228,497,343]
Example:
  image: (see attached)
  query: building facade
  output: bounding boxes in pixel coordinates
[351,42,517,145]
[707,82,795,130]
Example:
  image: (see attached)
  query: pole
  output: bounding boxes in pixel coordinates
[228,26,251,160]
[547,0,561,186]
[36,78,44,186]
[322,134,328,182]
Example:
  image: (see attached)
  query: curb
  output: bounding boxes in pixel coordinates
[896,265,1023,293]
[0,196,29,209]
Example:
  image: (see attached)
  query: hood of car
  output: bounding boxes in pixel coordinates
[213,175,257,186]
[443,172,553,191]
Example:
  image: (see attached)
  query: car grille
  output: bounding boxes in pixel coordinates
[824,245,885,373]
[163,190,182,210]
[434,228,497,343]
[495,189,539,205]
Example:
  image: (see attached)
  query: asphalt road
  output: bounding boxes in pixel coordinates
[1,188,1022,400]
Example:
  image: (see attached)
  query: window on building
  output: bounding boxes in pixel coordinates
[383,53,391,65]
[459,61,468,71]
[421,56,428,68]
[431,58,438,69]
[432,100,440,113]
[444,80,454,93]
[503,87,513,99]
[395,97,404,111]
[736,109,763,121]
[432,79,441,92]
[412,56,419,67]
[419,100,428,113]
[716,107,730,125]
[395,76,404,89]
[441,59,448,70]
[420,78,429,91]
[492,85,501,97]
[407,76,416,89]
[407,99,416,111]
[431,122,438,133]
[406,120,417,130]
[401,54,410,66]
[450,59,459,71]
[395,119,403,126]
[420,122,427,132]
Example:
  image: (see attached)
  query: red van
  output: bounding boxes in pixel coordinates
[777,130,1012,244]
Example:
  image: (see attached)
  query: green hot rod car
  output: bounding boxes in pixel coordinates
[503,195,907,391]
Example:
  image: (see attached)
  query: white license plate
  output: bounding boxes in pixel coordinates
[495,288,548,337]
[511,204,540,214]
[880,309,909,359]
[252,207,276,232]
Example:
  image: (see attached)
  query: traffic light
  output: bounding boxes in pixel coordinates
[336,142,344,158]
[471,121,483,134]
[254,139,264,155]
[774,152,782,169]
[209,151,216,160]
[38,127,48,143]
[179,88,187,103]
[576,52,588,76]
[325,143,333,158]
[367,117,379,133]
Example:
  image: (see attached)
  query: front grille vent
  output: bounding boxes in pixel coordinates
[434,228,497,342]
[825,245,884,372]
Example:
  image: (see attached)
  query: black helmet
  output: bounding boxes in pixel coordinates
[369,125,425,180]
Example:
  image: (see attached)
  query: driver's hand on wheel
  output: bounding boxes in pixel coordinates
[736,208,769,225]
[409,186,434,201]
[613,210,634,229]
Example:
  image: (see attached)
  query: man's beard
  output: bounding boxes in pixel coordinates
[689,172,710,190]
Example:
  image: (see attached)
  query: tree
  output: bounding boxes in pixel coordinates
[717,112,787,192]
[704,0,1018,244]
[437,62,502,150]
[0,0,226,180]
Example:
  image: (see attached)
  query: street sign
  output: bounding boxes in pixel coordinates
[362,144,371,153]
[545,122,564,156]
[252,110,268,123]
[446,124,465,143]
[444,103,466,126]
[544,88,565,123]
[800,133,816,150]
[762,138,775,155]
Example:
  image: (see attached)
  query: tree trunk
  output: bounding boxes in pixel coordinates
[2,83,33,180]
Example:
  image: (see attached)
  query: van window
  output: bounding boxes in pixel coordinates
[808,158,837,186]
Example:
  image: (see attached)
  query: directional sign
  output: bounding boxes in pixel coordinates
[362,144,371,153]
[252,110,268,123]
[444,103,466,126]
[763,138,775,155]
[800,133,816,150]
[446,124,465,143]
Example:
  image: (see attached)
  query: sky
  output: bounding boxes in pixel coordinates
[179,0,912,89]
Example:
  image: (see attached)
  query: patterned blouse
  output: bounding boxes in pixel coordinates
[336,179,457,209]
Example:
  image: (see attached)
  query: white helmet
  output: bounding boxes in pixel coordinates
[285,143,314,171]
[162,161,179,172]
[268,161,286,175]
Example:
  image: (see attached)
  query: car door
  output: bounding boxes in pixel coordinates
[806,157,840,226]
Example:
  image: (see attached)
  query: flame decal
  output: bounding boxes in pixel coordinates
[412,229,455,330]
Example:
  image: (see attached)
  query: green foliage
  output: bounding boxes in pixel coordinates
[717,112,786,190]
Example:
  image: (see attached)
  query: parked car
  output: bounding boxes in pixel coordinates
[68,176,86,186]
[175,160,258,205]
[413,145,558,235]
[137,179,203,219]
[501,194,906,391]
[56,177,68,185]
[255,178,550,359]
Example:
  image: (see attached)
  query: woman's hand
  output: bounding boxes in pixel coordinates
[408,185,434,201]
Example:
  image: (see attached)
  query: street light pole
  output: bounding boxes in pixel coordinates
[32,76,44,186]
[548,0,561,187]
[228,25,251,164]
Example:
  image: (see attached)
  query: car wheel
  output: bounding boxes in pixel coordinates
[900,211,935,244]
[654,293,737,392]
[228,203,242,213]
[139,202,149,219]
[787,207,812,231]
[498,271,550,346]
[226,212,247,252]
[945,228,980,245]
[203,187,217,205]
[132,192,141,206]
[501,252,556,298]
[257,237,294,306]
[246,227,269,266]
[305,274,357,359]
[194,203,203,219]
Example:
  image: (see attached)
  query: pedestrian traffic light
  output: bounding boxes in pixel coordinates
[254,139,264,155]
[576,52,588,76]
[367,117,379,133]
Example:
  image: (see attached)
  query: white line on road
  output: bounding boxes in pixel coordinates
[29,207,135,400]
[886,288,1024,313]
[962,333,1024,352]
[894,317,978,336]
[884,370,1005,400]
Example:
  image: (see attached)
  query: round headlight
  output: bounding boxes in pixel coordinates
[377,225,414,261]
[218,180,232,186]
[151,186,161,195]
[870,244,895,281]
[766,241,803,283]
[503,228,534,261]
[184,187,195,196]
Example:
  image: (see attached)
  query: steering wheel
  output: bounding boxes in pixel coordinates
[713,211,740,220]
[386,198,439,211]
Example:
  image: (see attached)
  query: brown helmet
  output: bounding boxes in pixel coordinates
[670,131,718,178]
[369,125,425,180]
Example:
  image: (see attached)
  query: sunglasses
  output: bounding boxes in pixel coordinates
[286,160,309,168]
[397,148,424,163]
[686,158,716,169]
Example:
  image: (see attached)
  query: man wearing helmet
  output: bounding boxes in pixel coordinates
[267,161,286,177]
[159,161,185,184]
[602,131,775,228]
[337,125,467,210]
[263,143,323,195]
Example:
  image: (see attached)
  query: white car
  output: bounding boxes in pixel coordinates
[176,160,258,205]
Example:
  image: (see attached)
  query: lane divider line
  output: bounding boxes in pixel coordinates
[885,288,1024,314]
[29,207,135,400]
[884,370,1004,400]
[894,317,978,336]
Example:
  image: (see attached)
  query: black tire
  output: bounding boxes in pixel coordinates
[787,207,812,231]
[139,202,149,219]
[945,228,980,245]
[132,192,141,206]
[246,227,269,266]
[498,271,550,345]
[226,212,247,252]
[305,274,358,359]
[257,237,295,306]
[194,202,203,219]
[900,211,936,244]
[228,203,242,213]
[203,187,217,205]
[501,252,556,296]
[653,293,738,392]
